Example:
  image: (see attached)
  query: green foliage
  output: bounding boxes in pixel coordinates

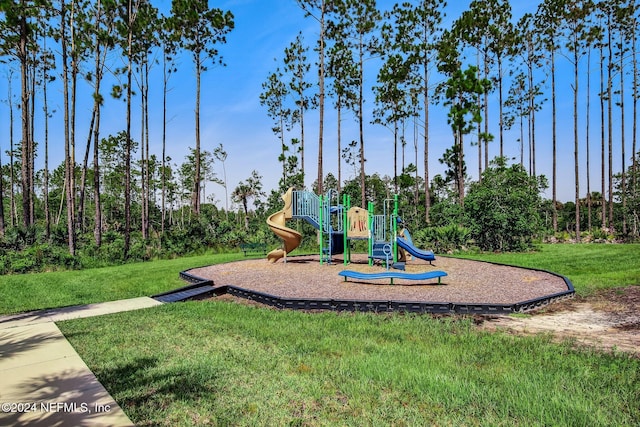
[443,65,491,136]
[341,173,391,208]
[464,159,545,251]
[614,151,640,240]
[427,199,465,227]
[1,225,37,250]
[0,243,78,274]
[414,224,471,253]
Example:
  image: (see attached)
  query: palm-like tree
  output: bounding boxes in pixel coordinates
[232,171,265,231]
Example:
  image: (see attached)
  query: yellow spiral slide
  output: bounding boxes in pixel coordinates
[267,188,302,263]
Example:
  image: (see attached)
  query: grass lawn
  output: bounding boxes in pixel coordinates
[454,243,640,295]
[0,252,245,315]
[59,301,640,426]
[5,244,640,425]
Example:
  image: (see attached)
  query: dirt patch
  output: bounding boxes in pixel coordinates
[479,286,640,356]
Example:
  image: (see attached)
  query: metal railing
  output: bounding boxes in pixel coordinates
[372,214,386,242]
[291,190,321,229]
[292,189,343,233]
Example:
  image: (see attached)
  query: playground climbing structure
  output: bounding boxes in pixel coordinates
[267,188,435,267]
[267,188,347,264]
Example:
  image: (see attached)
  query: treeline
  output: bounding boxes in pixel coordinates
[0,154,634,274]
[0,0,639,272]
[268,0,639,242]
[0,0,234,257]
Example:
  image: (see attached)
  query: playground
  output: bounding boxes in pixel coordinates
[188,254,570,309]
[185,188,574,314]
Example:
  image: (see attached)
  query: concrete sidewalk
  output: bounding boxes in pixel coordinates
[0,297,163,426]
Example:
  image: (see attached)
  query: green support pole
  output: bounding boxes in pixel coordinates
[368,201,374,266]
[393,194,398,264]
[319,195,324,265]
[343,194,349,265]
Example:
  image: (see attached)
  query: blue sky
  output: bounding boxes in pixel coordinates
[0,0,633,211]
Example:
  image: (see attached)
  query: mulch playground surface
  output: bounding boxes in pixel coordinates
[188,254,569,306]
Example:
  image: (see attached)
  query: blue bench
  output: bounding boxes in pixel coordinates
[338,270,447,285]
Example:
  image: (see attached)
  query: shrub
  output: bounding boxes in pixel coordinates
[2,243,78,273]
[414,224,471,253]
[464,159,545,252]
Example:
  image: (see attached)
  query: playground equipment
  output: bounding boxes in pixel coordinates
[266,188,436,267]
[366,195,435,269]
[397,224,435,265]
[266,188,303,263]
[267,187,345,263]
[338,269,447,285]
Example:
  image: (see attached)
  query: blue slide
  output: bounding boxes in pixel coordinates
[397,229,435,262]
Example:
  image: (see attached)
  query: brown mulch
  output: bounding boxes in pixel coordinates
[188,254,570,305]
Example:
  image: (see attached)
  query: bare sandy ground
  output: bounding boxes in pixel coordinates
[479,287,640,356]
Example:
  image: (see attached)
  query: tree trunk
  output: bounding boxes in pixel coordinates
[94,103,102,247]
[162,48,169,238]
[70,2,78,232]
[586,48,592,232]
[0,141,5,235]
[632,15,638,237]
[458,128,465,207]
[551,44,558,232]
[7,72,17,227]
[144,60,151,238]
[394,120,398,194]
[600,44,607,229]
[19,13,31,228]
[573,43,580,242]
[529,50,536,178]
[299,74,305,184]
[78,109,96,233]
[607,21,614,227]
[43,37,51,239]
[619,32,627,235]
[497,55,504,166]
[423,59,430,223]
[243,200,249,230]
[140,60,148,239]
[93,17,105,248]
[358,37,366,206]
[29,49,35,225]
[61,0,76,255]
[483,51,489,171]
[477,52,482,181]
[124,0,134,257]
[192,52,202,214]
[316,1,326,194]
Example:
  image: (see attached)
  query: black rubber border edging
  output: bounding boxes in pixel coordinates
[155,256,575,315]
